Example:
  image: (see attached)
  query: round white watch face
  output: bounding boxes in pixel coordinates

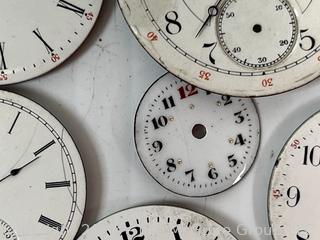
[77,205,238,240]
[0,91,86,240]
[217,0,298,69]
[118,0,320,96]
[0,0,102,85]
[269,111,320,240]
[134,73,260,197]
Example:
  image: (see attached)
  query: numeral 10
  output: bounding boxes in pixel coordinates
[303,145,320,166]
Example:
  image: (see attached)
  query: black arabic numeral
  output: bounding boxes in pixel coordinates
[303,145,320,166]
[120,227,145,240]
[162,96,176,109]
[228,154,238,167]
[299,29,316,51]
[234,111,245,124]
[152,141,163,152]
[185,169,195,182]
[208,168,219,180]
[202,42,217,64]
[152,116,168,130]
[221,95,232,105]
[235,134,246,146]
[165,11,182,35]
[167,158,177,172]
[287,186,300,207]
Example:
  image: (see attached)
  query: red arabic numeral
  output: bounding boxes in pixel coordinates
[262,78,273,87]
[290,139,300,149]
[199,70,211,81]
[0,73,8,81]
[147,32,158,41]
[51,53,61,63]
[85,12,94,20]
[273,189,282,199]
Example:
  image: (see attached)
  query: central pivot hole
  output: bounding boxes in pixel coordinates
[253,24,262,33]
[192,124,207,139]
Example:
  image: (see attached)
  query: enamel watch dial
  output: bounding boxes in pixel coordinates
[134,73,260,197]
[0,91,86,240]
[77,205,238,240]
[0,0,102,85]
[118,0,320,96]
[217,0,297,69]
[269,111,320,240]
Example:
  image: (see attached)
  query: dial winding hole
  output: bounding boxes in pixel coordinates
[253,24,262,33]
[192,124,207,139]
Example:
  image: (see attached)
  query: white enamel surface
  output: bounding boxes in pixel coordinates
[118,0,320,96]
[0,0,102,85]
[217,0,298,68]
[134,74,260,197]
[269,111,320,240]
[77,205,237,240]
[6,2,320,240]
[0,91,86,240]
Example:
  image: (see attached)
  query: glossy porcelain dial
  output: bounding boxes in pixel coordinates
[0,91,86,240]
[269,111,320,240]
[217,0,298,69]
[78,205,238,240]
[134,74,260,197]
[118,0,320,96]
[0,0,102,85]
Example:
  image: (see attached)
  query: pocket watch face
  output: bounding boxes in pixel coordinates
[134,73,260,197]
[118,0,320,96]
[0,91,86,240]
[0,0,102,85]
[269,111,320,240]
[77,205,237,240]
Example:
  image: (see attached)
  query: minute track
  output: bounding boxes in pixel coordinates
[217,0,298,69]
[119,0,320,96]
[77,206,238,240]
[269,112,320,240]
[141,0,309,76]
[0,90,86,240]
[0,1,102,84]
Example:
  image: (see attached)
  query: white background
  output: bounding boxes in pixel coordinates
[3,1,320,240]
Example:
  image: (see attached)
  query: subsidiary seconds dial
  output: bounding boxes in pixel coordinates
[78,205,238,240]
[217,0,298,68]
[0,0,102,84]
[134,74,260,197]
[119,0,320,96]
[269,111,320,240]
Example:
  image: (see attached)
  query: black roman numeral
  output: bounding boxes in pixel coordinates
[0,42,7,70]
[46,180,71,189]
[38,215,62,232]
[34,140,56,156]
[8,112,21,134]
[57,0,85,17]
[33,28,54,55]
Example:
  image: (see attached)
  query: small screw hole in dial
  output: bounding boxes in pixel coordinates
[192,124,207,139]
